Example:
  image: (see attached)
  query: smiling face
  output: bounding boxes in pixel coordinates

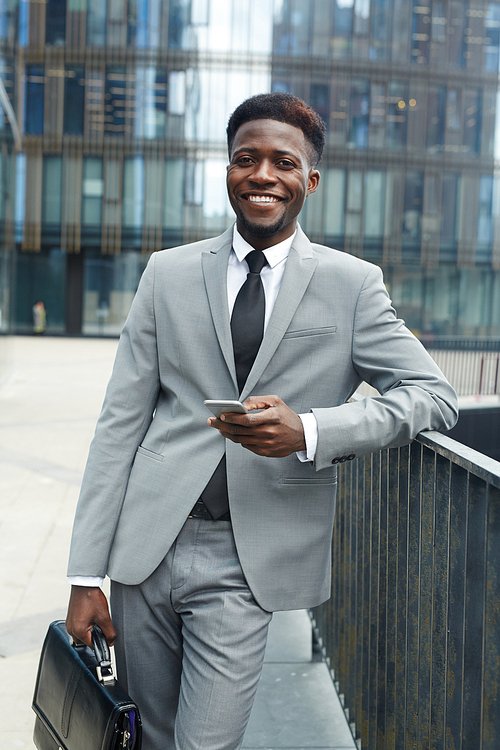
[226,119,320,250]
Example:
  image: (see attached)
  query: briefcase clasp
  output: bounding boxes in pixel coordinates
[96,662,115,685]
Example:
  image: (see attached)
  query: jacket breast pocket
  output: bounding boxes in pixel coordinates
[282,326,337,339]
[279,477,337,486]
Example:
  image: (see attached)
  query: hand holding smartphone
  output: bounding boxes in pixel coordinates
[204,400,249,419]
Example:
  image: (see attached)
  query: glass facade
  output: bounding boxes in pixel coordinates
[0,0,499,336]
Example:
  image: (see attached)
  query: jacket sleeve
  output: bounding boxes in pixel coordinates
[67,254,161,577]
[312,265,458,471]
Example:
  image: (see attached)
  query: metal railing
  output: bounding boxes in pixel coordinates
[419,337,500,351]
[311,432,500,750]
[427,349,500,397]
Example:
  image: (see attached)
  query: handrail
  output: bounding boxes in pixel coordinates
[420,336,500,351]
[417,429,500,488]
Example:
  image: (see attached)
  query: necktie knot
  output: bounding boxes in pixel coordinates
[245,250,267,275]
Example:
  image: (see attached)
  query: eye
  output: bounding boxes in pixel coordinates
[277,159,296,168]
[235,155,254,165]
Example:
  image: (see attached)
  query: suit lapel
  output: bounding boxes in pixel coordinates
[240,226,318,400]
[201,227,238,389]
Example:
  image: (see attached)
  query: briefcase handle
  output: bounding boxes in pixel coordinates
[91,625,115,685]
[73,625,116,686]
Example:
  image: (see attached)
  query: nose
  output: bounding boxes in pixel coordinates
[249,159,276,184]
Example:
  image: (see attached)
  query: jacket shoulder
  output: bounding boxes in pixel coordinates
[310,242,382,281]
[152,229,232,268]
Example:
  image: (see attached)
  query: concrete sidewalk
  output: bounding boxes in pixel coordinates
[0,335,355,750]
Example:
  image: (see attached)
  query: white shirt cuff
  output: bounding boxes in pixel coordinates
[296,412,318,462]
[68,575,104,587]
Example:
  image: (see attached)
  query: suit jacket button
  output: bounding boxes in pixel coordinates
[332,457,340,464]
[347,454,355,460]
[340,456,348,463]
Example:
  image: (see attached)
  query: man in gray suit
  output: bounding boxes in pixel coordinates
[66,93,458,750]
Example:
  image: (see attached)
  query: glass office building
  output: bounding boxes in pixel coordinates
[0,0,499,336]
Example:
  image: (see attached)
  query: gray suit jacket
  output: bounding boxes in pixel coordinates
[68,225,458,611]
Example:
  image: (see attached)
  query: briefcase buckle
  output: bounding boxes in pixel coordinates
[96,663,116,685]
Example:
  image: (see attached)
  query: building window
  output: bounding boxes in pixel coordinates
[64,67,85,135]
[402,170,424,249]
[440,173,460,260]
[386,81,408,150]
[324,168,345,237]
[345,170,362,236]
[18,0,29,46]
[15,153,26,239]
[87,0,106,45]
[163,159,184,230]
[364,171,386,238]
[128,0,161,48]
[202,158,230,231]
[427,85,446,153]
[446,88,461,132]
[370,0,390,61]
[83,250,147,336]
[45,0,66,45]
[135,66,168,139]
[25,66,44,135]
[485,3,500,72]
[310,83,330,131]
[348,79,370,148]
[123,157,144,228]
[477,175,494,257]
[331,0,353,58]
[411,0,430,65]
[168,71,186,116]
[431,1,446,45]
[463,89,482,154]
[42,157,63,223]
[82,158,103,225]
[447,0,467,68]
[168,0,189,49]
[273,1,313,56]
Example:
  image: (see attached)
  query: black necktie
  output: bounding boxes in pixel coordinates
[199,250,268,520]
[231,250,268,392]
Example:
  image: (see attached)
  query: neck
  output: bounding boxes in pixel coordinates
[236,221,297,251]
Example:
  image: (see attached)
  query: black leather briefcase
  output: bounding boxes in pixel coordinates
[32,620,142,750]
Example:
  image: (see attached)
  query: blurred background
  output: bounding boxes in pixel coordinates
[0,0,498,341]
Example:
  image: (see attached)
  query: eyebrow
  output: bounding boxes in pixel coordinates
[231,147,298,159]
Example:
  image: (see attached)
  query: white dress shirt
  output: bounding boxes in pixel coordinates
[69,226,318,587]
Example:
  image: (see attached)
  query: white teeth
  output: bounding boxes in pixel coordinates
[248,195,279,203]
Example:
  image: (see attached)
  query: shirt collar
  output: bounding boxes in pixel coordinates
[232,225,296,270]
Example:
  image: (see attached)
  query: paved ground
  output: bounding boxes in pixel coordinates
[0,335,355,750]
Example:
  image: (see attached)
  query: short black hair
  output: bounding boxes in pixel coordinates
[227,92,326,167]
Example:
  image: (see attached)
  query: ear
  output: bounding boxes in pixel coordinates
[307,169,320,196]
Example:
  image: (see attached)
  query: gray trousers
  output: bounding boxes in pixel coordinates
[110,519,272,750]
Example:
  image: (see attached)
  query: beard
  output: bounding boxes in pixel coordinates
[236,207,287,239]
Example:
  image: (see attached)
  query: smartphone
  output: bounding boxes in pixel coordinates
[204,400,248,418]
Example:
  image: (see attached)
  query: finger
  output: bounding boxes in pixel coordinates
[96,615,117,647]
[216,428,257,443]
[220,410,279,427]
[218,428,277,447]
[243,395,281,411]
[213,415,256,431]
